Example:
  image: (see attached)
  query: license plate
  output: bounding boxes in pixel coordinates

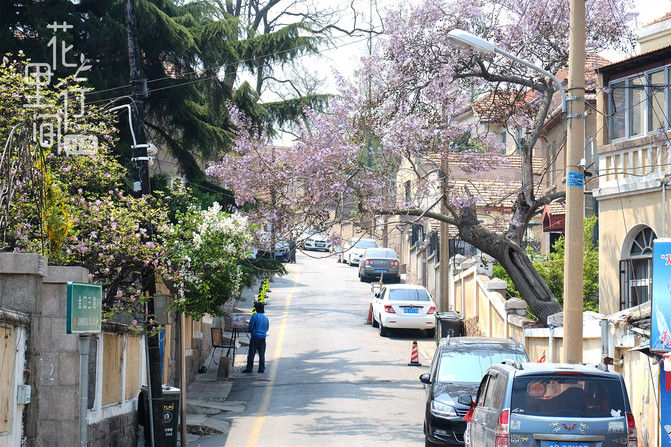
[317,243,324,247]
[375,269,388,273]
[548,443,589,447]
[404,308,419,314]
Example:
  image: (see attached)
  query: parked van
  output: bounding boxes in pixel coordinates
[460,362,637,447]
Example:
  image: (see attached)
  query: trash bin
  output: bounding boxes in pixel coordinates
[139,385,180,447]
[434,311,463,343]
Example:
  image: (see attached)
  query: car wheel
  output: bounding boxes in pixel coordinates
[371,314,379,328]
[379,319,388,337]
[426,328,435,338]
[359,272,366,282]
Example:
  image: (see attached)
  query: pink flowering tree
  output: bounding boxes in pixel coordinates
[211,0,636,325]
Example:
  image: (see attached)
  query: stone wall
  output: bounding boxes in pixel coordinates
[0,253,143,447]
[88,412,138,447]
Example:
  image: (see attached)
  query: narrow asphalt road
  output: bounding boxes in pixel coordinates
[223,251,436,447]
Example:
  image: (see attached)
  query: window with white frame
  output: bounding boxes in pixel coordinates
[619,226,657,310]
[608,68,670,141]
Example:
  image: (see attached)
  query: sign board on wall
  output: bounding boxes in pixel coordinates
[66,282,102,334]
[651,239,671,352]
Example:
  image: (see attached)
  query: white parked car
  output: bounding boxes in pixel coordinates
[371,284,436,337]
[303,232,331,251]
[343,237,379,265]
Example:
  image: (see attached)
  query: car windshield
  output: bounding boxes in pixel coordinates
[510,374,626,418]
[365,249,396,258]
[437,350,528,382]
[354,240,378,249]
[388,288,430,301]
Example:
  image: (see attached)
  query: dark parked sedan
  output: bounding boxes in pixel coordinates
[358,248,400,283]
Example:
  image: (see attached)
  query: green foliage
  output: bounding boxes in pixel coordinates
[0,0,329,188]
[493,216,599,312]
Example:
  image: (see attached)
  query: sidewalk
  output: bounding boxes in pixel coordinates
[181,280,262,446]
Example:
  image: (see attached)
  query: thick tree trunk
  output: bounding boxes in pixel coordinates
[461,224,562,326]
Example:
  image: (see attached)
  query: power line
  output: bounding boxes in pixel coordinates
[87,32,376,106]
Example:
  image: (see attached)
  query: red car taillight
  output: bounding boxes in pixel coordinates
[390,260,399,266]
[626,412,637,447]
[364,260,373,266]
[427,306,436,315]
[384,305,396,314]
[494,409,509,447]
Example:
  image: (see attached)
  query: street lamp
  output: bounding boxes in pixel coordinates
[446,29,567,113]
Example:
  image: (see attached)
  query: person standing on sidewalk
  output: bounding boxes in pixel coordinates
[243,301,269,373]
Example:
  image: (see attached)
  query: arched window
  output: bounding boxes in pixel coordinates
[620,226,657,309]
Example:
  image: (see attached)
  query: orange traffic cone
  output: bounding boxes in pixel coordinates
[408,340,421,366]
[366,304,373,324]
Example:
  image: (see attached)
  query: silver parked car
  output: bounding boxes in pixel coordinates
[358,247,400,283]
[462,362,638,447]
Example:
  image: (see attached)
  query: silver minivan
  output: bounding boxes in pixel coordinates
[462,362,637,447]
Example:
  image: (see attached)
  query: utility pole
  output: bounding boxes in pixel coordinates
[439,156,449,312]
[124,0,165,444]
[563,0,586,364]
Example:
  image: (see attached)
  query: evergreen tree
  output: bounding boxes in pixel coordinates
[0,0,333,197]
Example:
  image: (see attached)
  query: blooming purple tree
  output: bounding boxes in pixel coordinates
[207,0,636,325]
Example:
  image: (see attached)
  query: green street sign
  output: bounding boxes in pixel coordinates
[66,282,102,334]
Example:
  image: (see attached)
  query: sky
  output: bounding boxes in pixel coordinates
[634,0,671,27]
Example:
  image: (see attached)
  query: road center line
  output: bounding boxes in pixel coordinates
[245,267,298,447]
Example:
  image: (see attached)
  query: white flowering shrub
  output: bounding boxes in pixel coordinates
[160,202,255,318]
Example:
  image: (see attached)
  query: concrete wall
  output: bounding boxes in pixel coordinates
[0,253,144,447]
[597,187,667,316]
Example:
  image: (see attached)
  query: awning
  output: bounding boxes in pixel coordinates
[542,202,565,232]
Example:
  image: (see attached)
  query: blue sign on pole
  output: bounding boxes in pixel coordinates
[566,171,584,188]
[651,239,671,352]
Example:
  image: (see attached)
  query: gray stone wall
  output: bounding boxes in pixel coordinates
[88,412,139,447]
[0,253,140,447]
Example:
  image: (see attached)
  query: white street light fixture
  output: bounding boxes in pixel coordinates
[446,29,567,113]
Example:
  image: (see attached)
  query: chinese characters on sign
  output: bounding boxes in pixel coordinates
[66,282,102,334]
[22,21,97,156]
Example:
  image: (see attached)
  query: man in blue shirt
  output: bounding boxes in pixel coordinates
[243,301,269,373]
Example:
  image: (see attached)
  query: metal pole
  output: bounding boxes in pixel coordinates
[600,317,609,364]
[124,1,163,443]
[563,0,586,363]
[180,313,188,445]
[79,335,91,447]
[144,332,155,447]
[439,156,449,312]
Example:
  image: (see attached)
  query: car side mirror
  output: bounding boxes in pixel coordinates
[458,394,474,406]
[419,373,431,384]
[374,293,380,298]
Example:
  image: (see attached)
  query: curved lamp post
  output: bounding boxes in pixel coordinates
[446,29,567,113]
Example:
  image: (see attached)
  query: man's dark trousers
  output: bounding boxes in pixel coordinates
[246,337,266,372]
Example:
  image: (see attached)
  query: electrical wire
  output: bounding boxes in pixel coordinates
[86,32,375,106]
